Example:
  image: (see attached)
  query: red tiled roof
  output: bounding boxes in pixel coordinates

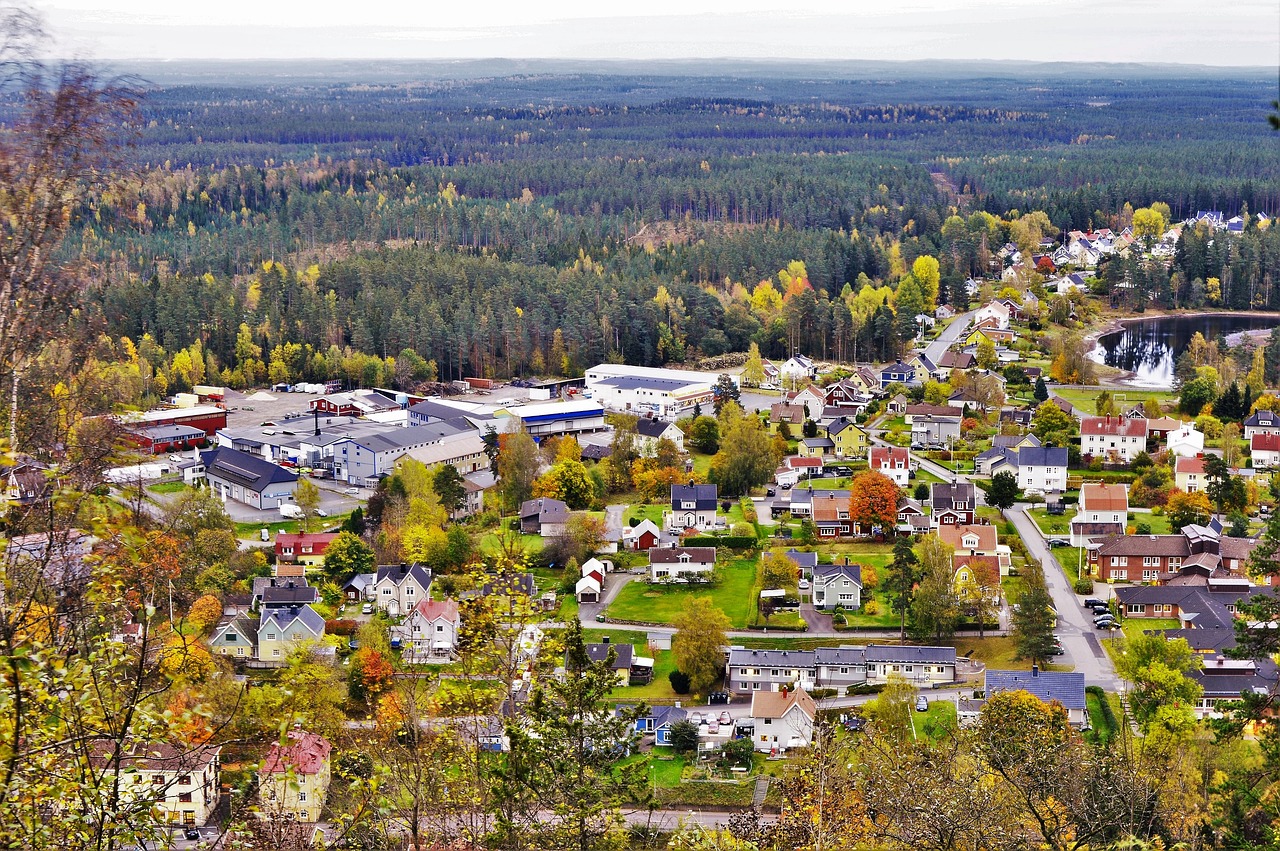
[412,598,460,622]
[1080,415,1148,437]
[1253,433,1280,452]
[261,730,332,776]
[1080,483,1128,512]
[869,446,909,466]
[1175,456,1205,475]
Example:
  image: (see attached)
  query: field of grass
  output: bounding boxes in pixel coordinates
[953,635,1072,673]
[1052,546,1086,583]
[147,480,190,495]
[690,452,714,479]
[478,529,546,557]
[912,698,957,742]
[842,588,900,628]
[1051,387,1179,413]
[624,503,666,526]
[1130,511,1172,535]
[1028,506,1071,537]
[1085,689,1117,743]
[607,556,759,628]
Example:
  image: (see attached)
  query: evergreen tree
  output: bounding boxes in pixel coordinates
[1012,564,1058,664]
[1033,376,1049,402]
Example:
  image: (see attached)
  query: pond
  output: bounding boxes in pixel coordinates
[1090,314,1280,388]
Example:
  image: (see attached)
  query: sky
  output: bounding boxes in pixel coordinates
[35,0,1280,67]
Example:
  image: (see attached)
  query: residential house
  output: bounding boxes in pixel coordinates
[648,546,717,582]
[811,563,862,610]
[783,548,819,577]
[897,498,930,534]
[999,409,1032,428]
[634,704,689,747]
[1253,433,1280,469]
[768,403,807,435]
[258,730,332,823]
[727,648,817,694]
[1071,483,1129,546]
[1166,423,1205,458]
[846,366,884,395]
[342,572,377,603]
[1015,445,1068,493]
[869,446,911,486]
[935,304,955,320]
[879,362,915,389]
[622,519,661,551]
[789,385,827,420]
[906,353,938,383]
[371,563,434,617]
[402,599,461,661]
[399,431,490,478]
[274,532,338,568]
[800,436,835,458]
[911,414,962,447]
[810,491,853,537]
[825,378,872,408]
[1175,456,1206,493]
[1146,416,1181,441]
[885,393,910,414]
[1093,523,1258,583]
[253,576,319,611]
[965,325,1017,346]
[936,350,975,380]
[780,355,817,383]
[575,570,602,603]
[985,668,1087,727]
[813,646,868,692]
[931,482,976,526]
[251,605,323,664]
[749,688,817,753]
[826,417,869,458]
[667,483,719,532]
[200,446,298,510]
[584,639,633,687]
[864,644,957,686]
[904,403,958,422]
[1190,655,1280,719]
[953,554,1001,599]
[1244,410,1280,440]
[86,741,221,827]
[937,523,998,558]
[210,614,258,660]
[635,418,686,454]
[974,301,1011,329]
[520,498,570,536]
[1080,415,1149,463]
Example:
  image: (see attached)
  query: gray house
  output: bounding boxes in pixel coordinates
[329,423,473,486]
[372,563,434,617]
[864,644,957,686]
[520,498,570,536]
[726,648,817,694]
[814,646,867,691]
[811,563,862,611]
[201,446,298,510]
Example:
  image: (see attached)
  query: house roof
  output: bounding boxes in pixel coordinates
[905,404,957,418]
[1080,483,1128,512]
[200,446,298,492]
[86,740,220,772]
[936,524,997,553]
[953,555,1001,585]
[938,351,975,370]
[1244,410,1279,427]
[803,437,835,449]
[276,532,338,551]
[259,604,325,636]
[1080,415,1148,438]
[770,403,807,424]
[1253,433,1280,452]
[261,584,320,607]
[865,644,957,665]
[1017,446,1068,468]
[813,563,862,586]
[260,730,332,776]
[985,669,1086,711]
[784,549,819,570]
[1098,534,1190,558]
[635,419,677,439]
[375,562,434,591]
[993,433,1041,449]
[520,498,569,523]
[670,483,718,510]
[648,546,716,564]
[881,362,914,376]
[412,598,460,622]
[814,646,866,665]
[1175,456,1206,475]
[869,446,909,466]
[728,648,817,668]
[931,482,975,512]
[750,687,817,720]
[585,641,633,670]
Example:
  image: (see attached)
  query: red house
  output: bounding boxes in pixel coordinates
[275,532,339,565]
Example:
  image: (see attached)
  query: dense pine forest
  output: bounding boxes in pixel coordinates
[42,64,1280,394]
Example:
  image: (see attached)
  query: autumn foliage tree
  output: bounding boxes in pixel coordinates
[848,470,900,535]
[186,594,223,634]
[349,647,395,706]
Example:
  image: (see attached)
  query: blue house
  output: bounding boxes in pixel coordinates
[879,362,914,389]
[630,704,689,746]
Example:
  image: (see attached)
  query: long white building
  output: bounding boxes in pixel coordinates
[585,363,738,388]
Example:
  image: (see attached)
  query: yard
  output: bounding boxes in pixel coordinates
[1050,387,1179,413]
[606,556,760,628]
[911,697,958,742]
[146,480,190,495]
[953,635,1073,673]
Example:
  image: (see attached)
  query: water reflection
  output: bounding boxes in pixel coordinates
[1091,315,1278,388]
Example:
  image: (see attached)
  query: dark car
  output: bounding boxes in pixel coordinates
[1090,604,1111,616]
[843,715,867,732]
[1083,598,1104,609]
[183,827,201,841]
[1096,620,1121,631]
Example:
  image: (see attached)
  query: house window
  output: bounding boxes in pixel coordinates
[1114,557,1128,566]
[299,792,307,802]
[436,625,445,632]
[1143,557,1160,567]
[177,775,190,786]
[179,792,192,803]
[406,587,414,596]
[272,649,281,657]
[1168,559,1181,569]
[236,647,245,656]
[266,632,276,640]
[1128,604,1145,614]
[292,632,302,640]
[1142,570,1159,582]
[383,588,392,595]
[1110,570,1127,580]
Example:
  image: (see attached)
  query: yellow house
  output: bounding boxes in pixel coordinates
[258,730,332,823]
[826,418,868,458]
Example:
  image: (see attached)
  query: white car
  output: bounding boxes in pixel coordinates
[344,487,360,496]
[798,579,811,590]
[361,602,374,615]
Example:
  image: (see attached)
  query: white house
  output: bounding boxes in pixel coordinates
[647,546,716,582]
[634,418,686,454]
[575,573,602,603]
[401,598,461,661]
[789,385,826,420]
[1070,482,1129,546]
[666,483,719,532]
[780,355,817,384]
[86,741,222,828]
[811,563,862,610]
[868,445,910,486]
[973,301,1011,330]
[1175,455,1205,493]
[749,688,816,754]
[1166,423,1205,458]
[1253,433,1280,469]
[371,563,434,617]
[1014,446,1068,494]
[1244,410,1280,440]
[621,519,661,551]
[1080,415,1149,463]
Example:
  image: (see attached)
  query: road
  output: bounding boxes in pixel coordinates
[1007,503,1122,691]
[923,310,975,366]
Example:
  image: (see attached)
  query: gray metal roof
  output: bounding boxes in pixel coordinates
[985,668,1086,710]
[865,644,956,665]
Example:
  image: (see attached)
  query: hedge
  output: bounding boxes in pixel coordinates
[684,535,758,549]
[325,619,357,635]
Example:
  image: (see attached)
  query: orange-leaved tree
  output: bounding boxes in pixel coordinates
[848,470,901,535]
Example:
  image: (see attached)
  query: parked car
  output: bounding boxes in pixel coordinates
[315,507,328,517]
[183,828,201,841]
[718,710,732,725]
[1047,537,1068,548]
[689,711,704,725]
[1096,620,1121,631]
[1093,617,1117,629]
[842,715,867,732]
[1083,598,1104,609]
[344,486,361,496]
[915,696,929,712]
[361,602,373,615]
[1090,604,1111,616]
[798,579,811,590]
[707,721,720,734]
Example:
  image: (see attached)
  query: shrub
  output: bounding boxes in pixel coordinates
[1135,521,1151,535]
[1073,577,1094,595]
[668,670,691,694]
[862,599,880,615]
[325,618,358,635]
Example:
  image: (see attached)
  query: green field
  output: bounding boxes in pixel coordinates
[147,480,190,495]
[606,556,759,628]
[1051,387,1179,413]
[624,503,666,526]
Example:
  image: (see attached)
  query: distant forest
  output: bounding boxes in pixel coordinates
[40,67,1280,390]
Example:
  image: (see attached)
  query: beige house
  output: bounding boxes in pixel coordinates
[87,741,221,827]
[258,730,333,823]
[749,688,816,753]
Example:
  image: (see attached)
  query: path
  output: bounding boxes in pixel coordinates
[923,310,975,366]
[1007,503,1122,691]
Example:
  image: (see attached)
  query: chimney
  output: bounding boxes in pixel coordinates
[674,700,681,708]
[601,635,610,644]
[313,408,320,436]
[1032,665,1039,677]
[1216,655,1225,666]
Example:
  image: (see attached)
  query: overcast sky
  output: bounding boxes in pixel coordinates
[35,0,1280,67]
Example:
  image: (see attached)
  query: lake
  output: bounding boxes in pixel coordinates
[1091,314,1280,388]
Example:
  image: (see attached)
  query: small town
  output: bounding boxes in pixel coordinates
[1,2,1278,848]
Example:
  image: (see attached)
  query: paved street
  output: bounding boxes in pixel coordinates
[1007,504,1122,691]
[923,310,974,365]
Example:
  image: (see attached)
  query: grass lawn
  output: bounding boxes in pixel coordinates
[1101,617,1180,662]
[1028,507,1071,537]
[1051,547,1086,583]
[1085,690,1117,743]
[1052,387,1179,412]
[913,468,946,486]
[233,518,302,538]
[912,698,957,742]
[624,503,666,526]
[1130,512,1172,534]
[690,452,714,479]
[147,480,190,495]
[606,556,759,628]
[431,679,502,715]
[842,588,899,629]
[953,635,1073,673]
[478,530,546,557]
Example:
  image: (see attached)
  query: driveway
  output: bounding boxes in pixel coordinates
[1007,503,1122,691]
